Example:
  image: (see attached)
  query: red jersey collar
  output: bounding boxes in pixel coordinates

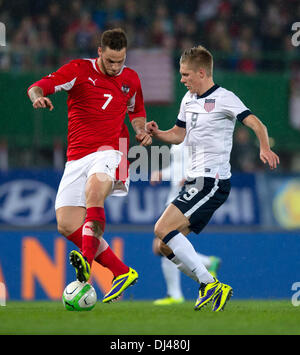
[94,58,125,77]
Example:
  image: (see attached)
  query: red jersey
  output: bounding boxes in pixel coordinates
[27,58,146,161]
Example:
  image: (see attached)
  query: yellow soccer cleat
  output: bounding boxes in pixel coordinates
[194,279,222,310]
[69,250,91,283]
[102,267,138,303]
[153,296,184,306]
[211,283,233,312]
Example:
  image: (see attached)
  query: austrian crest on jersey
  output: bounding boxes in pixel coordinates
[121,84,130,94]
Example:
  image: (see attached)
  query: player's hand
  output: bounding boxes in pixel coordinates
[146,121,159,135]
[260,149,280,170]
[136,131,152,146]
[32,97,54,111]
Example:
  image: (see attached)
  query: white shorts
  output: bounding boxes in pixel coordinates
[55,150,129,210]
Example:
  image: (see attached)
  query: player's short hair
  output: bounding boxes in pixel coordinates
[100,28,127,51]
[180,45,213,77]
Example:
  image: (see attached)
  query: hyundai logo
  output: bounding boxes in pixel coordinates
[0,180,56,226]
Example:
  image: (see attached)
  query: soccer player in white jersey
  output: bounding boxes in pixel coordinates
[147,45,279,312]
[150,141,221,305]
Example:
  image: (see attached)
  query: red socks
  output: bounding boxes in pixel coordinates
[81,207,105,265]
[66,225,83,249]
[95,246,129,277]
[66,207,129,277]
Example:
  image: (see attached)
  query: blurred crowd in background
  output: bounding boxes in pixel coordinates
[0,0,299,173]
[0,0,299,72]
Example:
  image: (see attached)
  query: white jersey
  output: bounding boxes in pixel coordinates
[176,84,251,179]
[160,142,188,205]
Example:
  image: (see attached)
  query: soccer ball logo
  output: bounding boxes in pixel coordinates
[62,281,97,311]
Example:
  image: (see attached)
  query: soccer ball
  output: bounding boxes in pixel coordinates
[62,281,97,311]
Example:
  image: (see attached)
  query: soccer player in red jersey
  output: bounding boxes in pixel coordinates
[27,28,152,303]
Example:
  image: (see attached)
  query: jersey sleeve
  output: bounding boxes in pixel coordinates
[127,73,146,121]
[222,91,252,122]
[27,60,79,97]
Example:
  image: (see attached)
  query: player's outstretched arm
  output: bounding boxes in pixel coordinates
[146,120,186,145]
[243,114,280,170]
[28,86,54,111]
[146,121,159,135]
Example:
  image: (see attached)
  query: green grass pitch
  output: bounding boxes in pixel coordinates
[0,300,299,335]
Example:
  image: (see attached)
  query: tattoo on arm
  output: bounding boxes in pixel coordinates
[28,86,44,103]
[131,117,146,134]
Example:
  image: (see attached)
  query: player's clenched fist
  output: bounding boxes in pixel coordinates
[146,121,159,135]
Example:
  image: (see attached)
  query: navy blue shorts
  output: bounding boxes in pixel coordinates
[171,177,231,234]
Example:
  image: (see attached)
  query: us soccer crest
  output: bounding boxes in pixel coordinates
[121,84,130,94]
[204,99,215,112]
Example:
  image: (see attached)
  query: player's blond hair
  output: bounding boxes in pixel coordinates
[180,45,213,77]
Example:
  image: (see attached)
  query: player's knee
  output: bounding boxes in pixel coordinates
[86,190,106,205]
[57,222,76,238]
[154,222,167,240]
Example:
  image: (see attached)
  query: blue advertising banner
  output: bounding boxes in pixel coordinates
[0,170,262,227]
[104,173,261,226]
[0,170,299,229]
[0,169,61,226]
[0,230,299,301]
[255,174,300,230]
